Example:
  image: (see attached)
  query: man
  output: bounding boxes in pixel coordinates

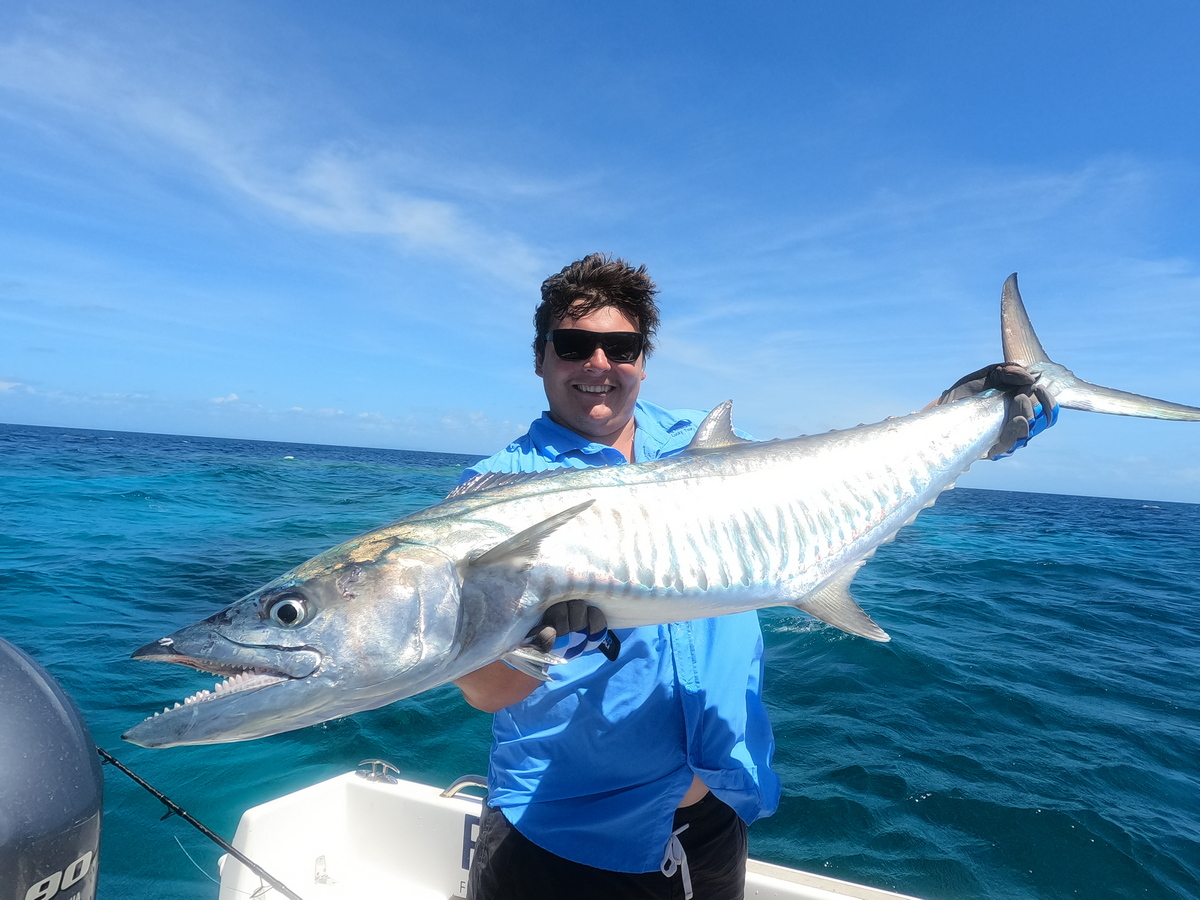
[455,254,1054,900]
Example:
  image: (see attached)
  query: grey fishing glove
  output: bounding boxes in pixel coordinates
[938,363,1059,458]
[526,599,621,661]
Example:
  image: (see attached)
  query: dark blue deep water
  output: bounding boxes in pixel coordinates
[2,423,1198,899]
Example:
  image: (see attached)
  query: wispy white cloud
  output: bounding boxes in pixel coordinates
[668,156,1195,350]
[2,7,1196,502]
[650,155,1200,458]
[0,20,546,283]
[0,374,513,454]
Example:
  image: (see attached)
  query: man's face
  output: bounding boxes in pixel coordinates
[536,305,646,447]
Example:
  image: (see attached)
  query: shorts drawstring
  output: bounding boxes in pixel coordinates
[660,823,693,899]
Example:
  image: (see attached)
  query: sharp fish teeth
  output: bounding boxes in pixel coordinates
[162,667,292,712]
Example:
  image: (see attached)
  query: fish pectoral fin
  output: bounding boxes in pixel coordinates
[471,501,596,572]
[501,646,568,682]
[794,566,891,642]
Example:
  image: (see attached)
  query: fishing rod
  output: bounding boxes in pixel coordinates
[97,747,306,900]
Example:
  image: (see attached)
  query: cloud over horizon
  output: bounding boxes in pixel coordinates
[2,3,1197,501]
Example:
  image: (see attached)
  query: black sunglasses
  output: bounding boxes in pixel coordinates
[547,329,645,363]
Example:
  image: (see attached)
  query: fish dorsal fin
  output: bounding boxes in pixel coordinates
[685,401,753,452]
[446,468,571,500]
[470,501,594,571]
[795,564,891,642]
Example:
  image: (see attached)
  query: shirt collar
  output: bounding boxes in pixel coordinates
[527,401,667,462]
[527,411,612,461]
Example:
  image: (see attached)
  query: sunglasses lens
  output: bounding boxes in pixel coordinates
[549,331,592,360]
[600,333,642,362]
[550,331,643,362]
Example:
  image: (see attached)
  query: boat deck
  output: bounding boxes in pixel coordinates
[217,768,923,900]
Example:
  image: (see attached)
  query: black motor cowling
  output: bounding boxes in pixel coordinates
[0,637,103,900]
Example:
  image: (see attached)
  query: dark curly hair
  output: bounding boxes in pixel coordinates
[533,253,660,363]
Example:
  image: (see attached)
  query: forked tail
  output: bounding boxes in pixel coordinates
[1000,274,1200,421]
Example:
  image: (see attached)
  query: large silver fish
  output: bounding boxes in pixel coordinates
[123,276,1200,748]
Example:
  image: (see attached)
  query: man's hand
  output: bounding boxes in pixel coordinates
[527,599,621,661]
[456,599,621,713]
[938,363,1058,458]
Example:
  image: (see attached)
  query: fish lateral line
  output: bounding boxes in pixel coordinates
[121,274,1200,748]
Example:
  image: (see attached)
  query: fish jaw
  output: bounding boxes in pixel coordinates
[122,614,331,747]
[128,628,323,679]
[122,662,327,748]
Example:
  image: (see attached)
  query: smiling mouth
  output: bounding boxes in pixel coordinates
[575,384,614,394]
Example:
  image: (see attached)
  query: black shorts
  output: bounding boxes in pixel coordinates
[467,791,748,900]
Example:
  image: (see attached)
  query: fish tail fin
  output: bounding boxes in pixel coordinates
[1001,274,1200,421]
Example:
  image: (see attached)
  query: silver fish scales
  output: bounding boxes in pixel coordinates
[123,276,1200,748]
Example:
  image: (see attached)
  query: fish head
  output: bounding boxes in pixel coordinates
[123,540,463,748]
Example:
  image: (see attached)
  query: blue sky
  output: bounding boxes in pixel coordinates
[2,2,1198,502]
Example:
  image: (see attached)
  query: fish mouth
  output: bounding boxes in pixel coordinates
[122,633,323,745]
[136,667,292,720]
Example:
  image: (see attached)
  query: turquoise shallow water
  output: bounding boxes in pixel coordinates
[2,422,1198,900]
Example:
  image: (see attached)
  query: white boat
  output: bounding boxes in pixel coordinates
[216,761,922,900]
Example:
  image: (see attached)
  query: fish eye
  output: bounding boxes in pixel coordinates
[266,594,307,627]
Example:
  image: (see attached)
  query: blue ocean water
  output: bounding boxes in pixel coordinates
[1,422,1198,900]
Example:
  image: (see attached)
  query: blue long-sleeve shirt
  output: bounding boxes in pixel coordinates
[458,400,781,873]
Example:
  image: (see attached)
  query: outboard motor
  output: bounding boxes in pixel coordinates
[0,637,102,900]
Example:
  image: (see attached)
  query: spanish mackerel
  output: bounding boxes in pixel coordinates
[124,276,1200,748]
